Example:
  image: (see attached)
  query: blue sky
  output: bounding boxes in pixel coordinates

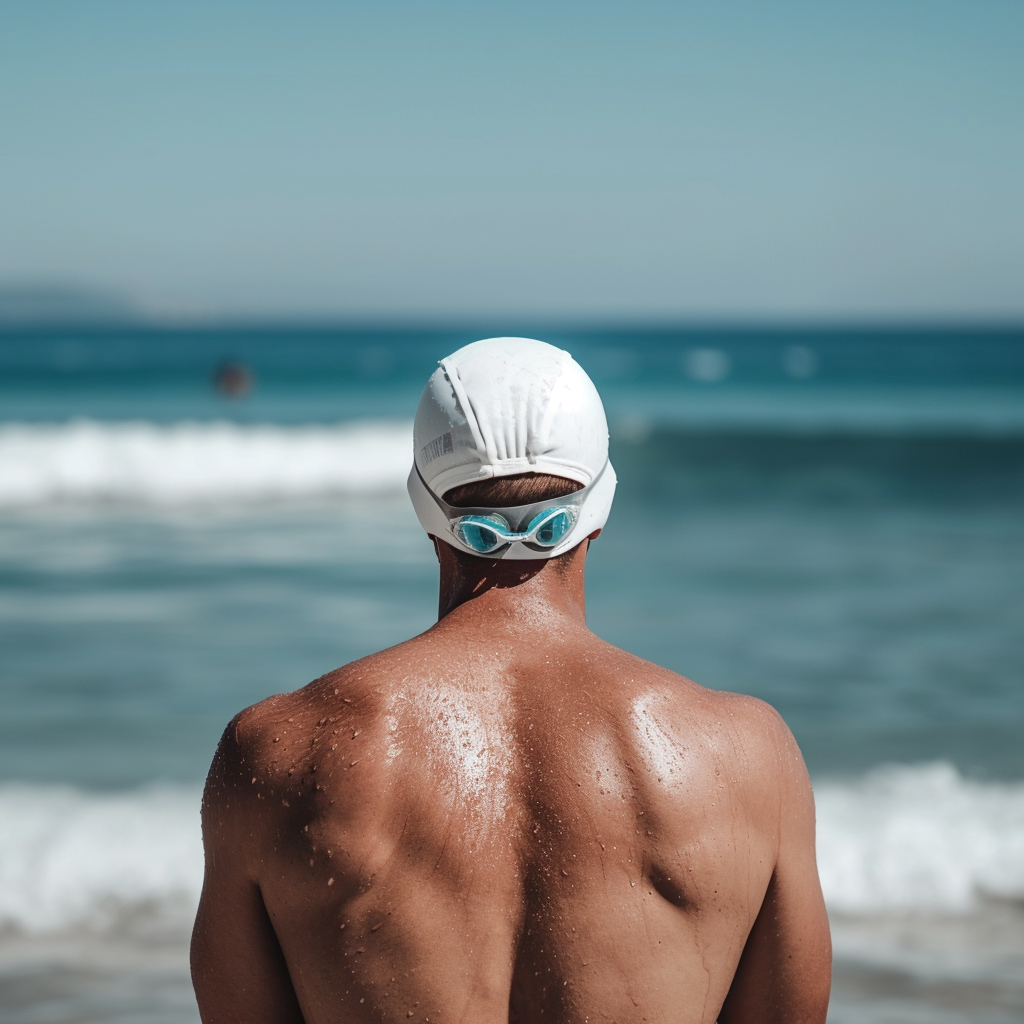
[1,1,1021,320]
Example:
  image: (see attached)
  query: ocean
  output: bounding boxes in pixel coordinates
[1,325,1023,1023]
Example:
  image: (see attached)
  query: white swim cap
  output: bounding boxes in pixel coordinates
[407,337,616,559]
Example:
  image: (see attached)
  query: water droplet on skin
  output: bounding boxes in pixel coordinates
[561,870,569,877]
[288,717,294,722]
[250,777,257,784]
[630,881,636,887]
[273,737,280,743]
[327,877,334,886]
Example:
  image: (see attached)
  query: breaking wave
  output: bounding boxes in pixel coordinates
[815,762,1024,913]
[0,420,413,507]
[4,416,1024,510]
[2,763,1023,935]
[0,784,202,935]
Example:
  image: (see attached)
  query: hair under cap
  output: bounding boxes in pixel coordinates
[407,337,616,559]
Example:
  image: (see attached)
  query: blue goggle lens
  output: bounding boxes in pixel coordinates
[455,516,508,553]
[529,508,574,546]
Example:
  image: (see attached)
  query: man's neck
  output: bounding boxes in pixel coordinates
[434,539,589,627]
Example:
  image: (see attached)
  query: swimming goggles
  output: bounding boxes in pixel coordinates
[452,505,578,553]
[416,463,605,555]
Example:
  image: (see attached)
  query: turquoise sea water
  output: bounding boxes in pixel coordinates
[1,326,1023,1022]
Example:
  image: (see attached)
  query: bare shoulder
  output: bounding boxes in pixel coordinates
[200,690,305,840]
[689,677,814,817]
[199,651,399,877]
[593,639,807,792]
[203,638,427,805]
[712,687,804,764]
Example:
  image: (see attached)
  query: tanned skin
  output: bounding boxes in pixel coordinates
[192,531,831,1024]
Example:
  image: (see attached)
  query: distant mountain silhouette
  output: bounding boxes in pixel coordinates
[0,284,143,325]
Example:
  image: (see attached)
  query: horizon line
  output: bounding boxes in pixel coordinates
[2,313,1024,333]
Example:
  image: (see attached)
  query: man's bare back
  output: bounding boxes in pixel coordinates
[192,545,830,1024]
[193,338,829,1021]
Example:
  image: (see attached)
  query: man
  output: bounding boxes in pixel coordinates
[191,338,831,1023]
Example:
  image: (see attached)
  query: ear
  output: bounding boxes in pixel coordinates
[587,529,603,541]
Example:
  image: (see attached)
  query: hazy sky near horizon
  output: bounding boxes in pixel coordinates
[1,1,1022,320]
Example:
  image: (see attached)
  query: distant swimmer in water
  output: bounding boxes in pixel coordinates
[213,360,253,398]
[191,338,831,1023]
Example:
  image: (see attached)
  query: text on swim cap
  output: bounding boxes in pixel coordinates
[421,432,454,465]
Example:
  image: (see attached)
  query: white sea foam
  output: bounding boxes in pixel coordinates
[816,762,1024,913]
[0,420,413,508]
[2,764,1023,935]
[0,784,202,935]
